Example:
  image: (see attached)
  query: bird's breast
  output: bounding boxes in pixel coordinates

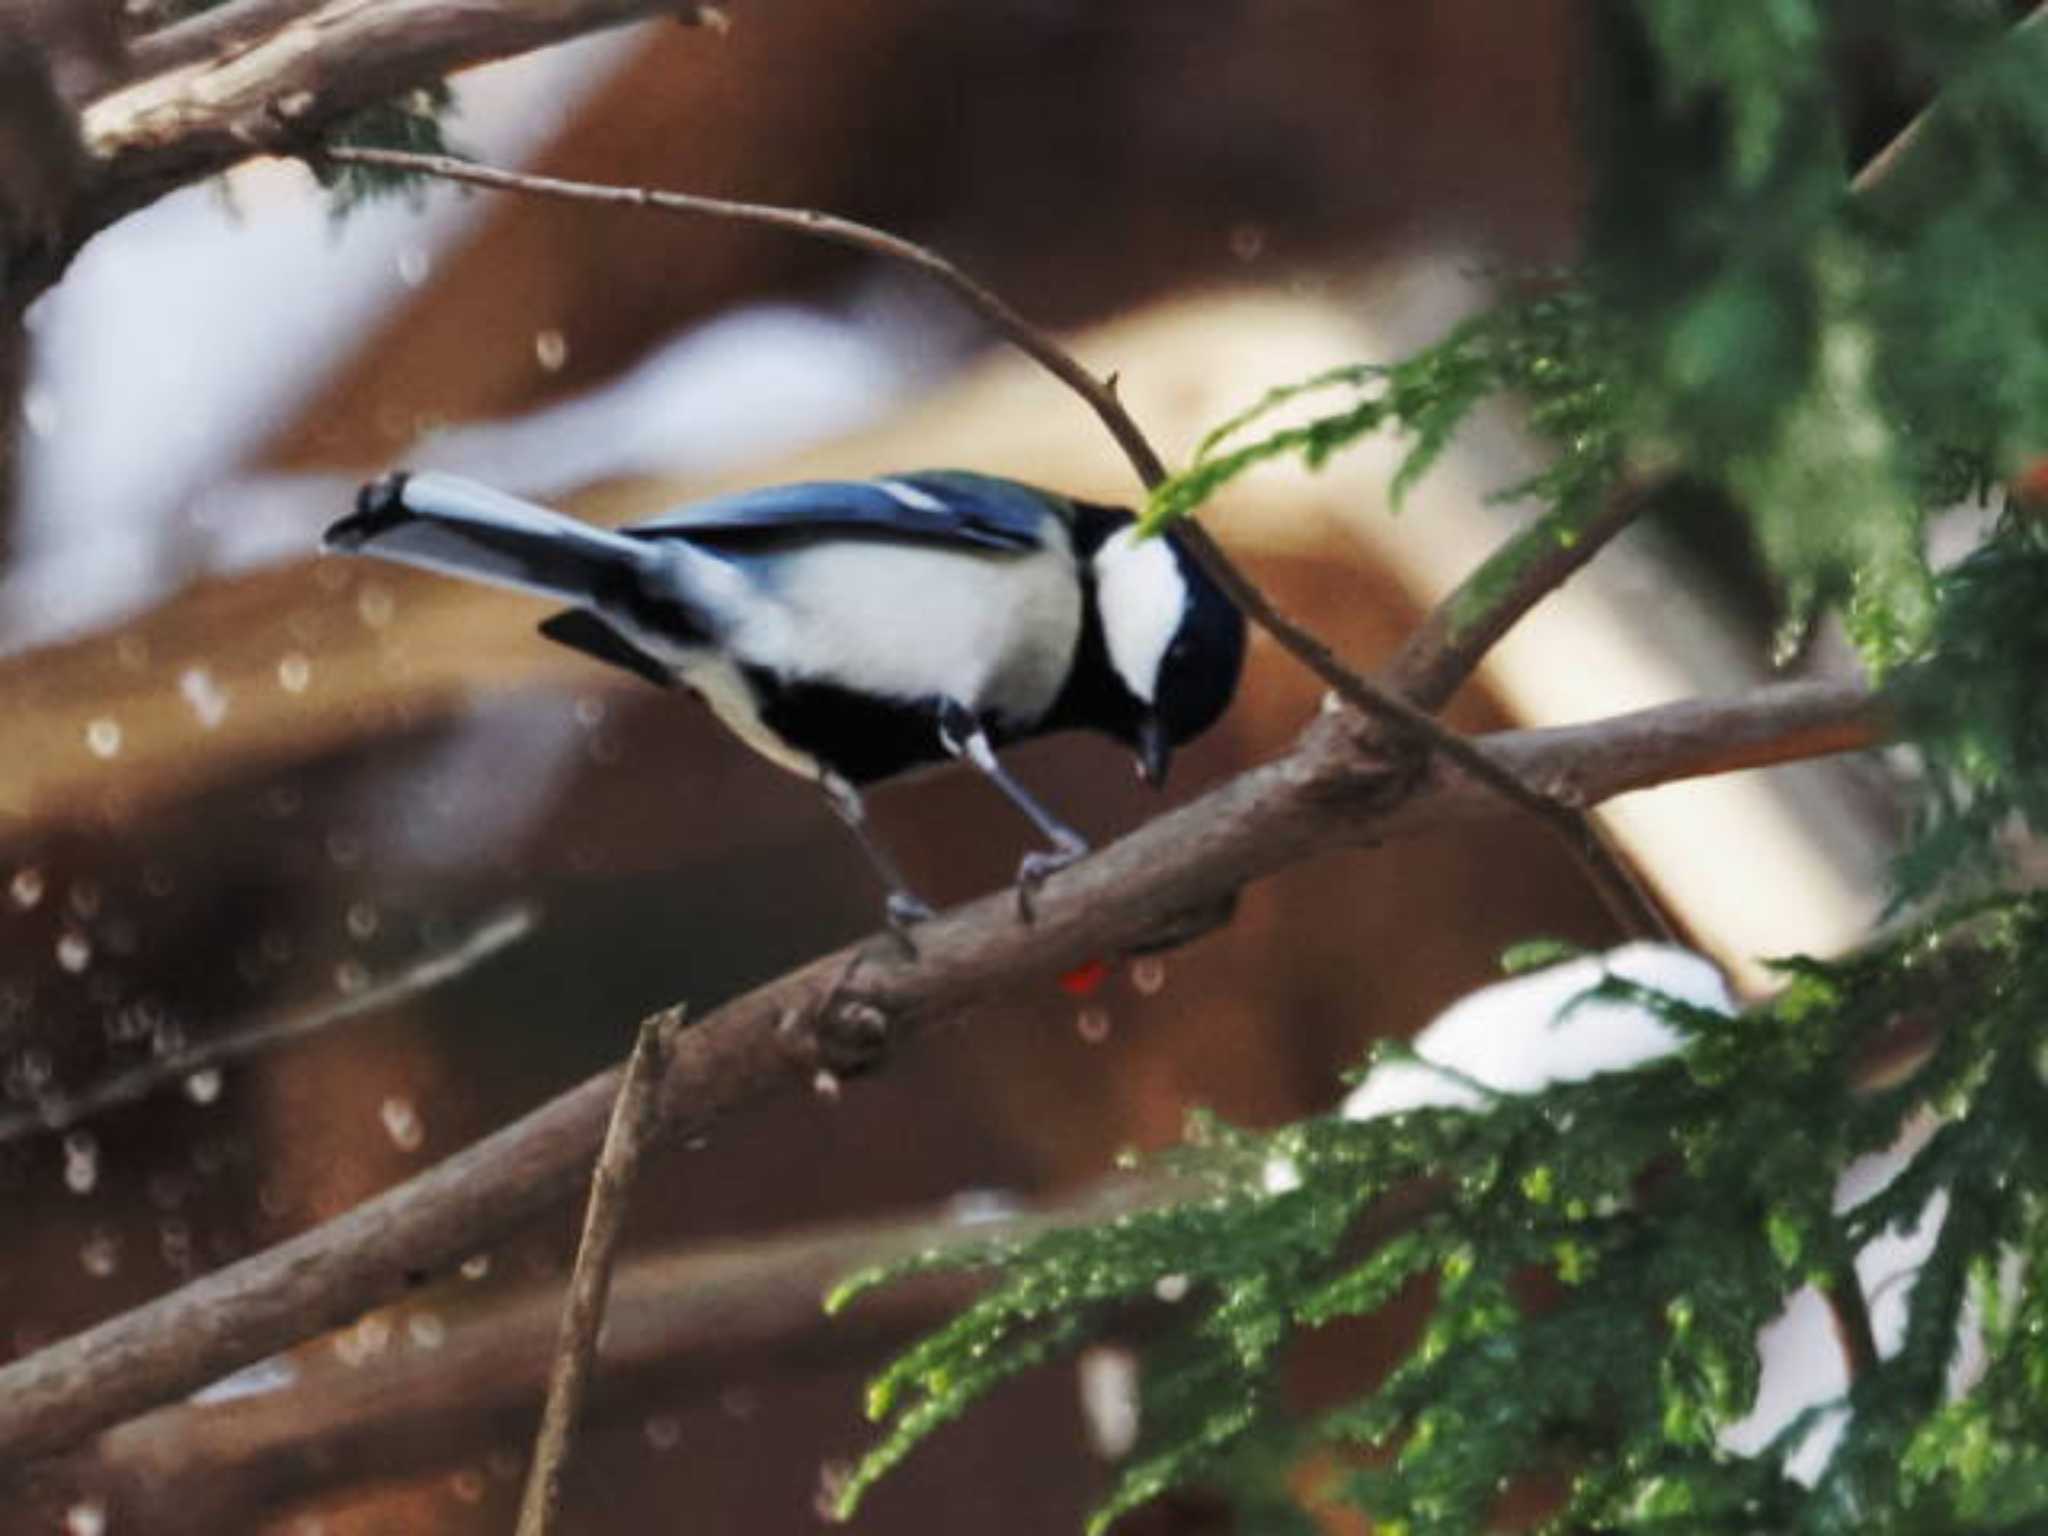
[727,539,1084,727]
[608,534,1086,786]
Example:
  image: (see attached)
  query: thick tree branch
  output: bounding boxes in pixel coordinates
[81,0,692,203]
[125,0,362,77]
[0,679,1880,1468]
[1,0,721,301]
[1823,1255,1883,1384]
[1171,512,1671,940]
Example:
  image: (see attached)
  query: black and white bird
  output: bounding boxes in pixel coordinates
[323,469,1245,929]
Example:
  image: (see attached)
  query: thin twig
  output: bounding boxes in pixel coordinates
[1849,2,2048,197]
[1172,515,1672,940]
[1385,483,1656,712]
[1376,483,1667,948]
[318,145,1670,941]
[0,905,534,1145]
[1373,0,2047,874]
[320,145,1169,485]
[0,679,1881,1469]
[1822,1257,1883,1384]
[515,1012,680,1536]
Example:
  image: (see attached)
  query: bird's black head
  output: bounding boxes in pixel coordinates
[1083,516,1247,787]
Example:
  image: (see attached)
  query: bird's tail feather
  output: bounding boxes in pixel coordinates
[325,472,658,606]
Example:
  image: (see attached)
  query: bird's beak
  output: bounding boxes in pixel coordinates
[1136,713,1172,788]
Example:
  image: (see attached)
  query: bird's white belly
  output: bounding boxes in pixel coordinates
[609,533,1084,779]
[730,540,1082,723]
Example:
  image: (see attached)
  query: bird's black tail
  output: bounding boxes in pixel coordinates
[324,471,659,606]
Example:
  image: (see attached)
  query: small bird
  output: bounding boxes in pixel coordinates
[324,469,1245,930]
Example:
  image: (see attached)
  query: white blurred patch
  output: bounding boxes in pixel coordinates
[945,1188,1024,1226]
[1716,1286,1854,1483]
[409,304,918,500]
[1346,952,2021,1491]
[1721,1113,2025,1486]
[877,477,950,514]
[178,666,230,730]
[3,297,923,656]
[1077,1345,1141,1460]
[1341,942,1734,1122]
[5,38,634,649]
[1261,1155,1303,1195]
[189,1353,299,1405]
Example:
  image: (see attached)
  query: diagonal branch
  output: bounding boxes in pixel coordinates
[1849,1,2048,197]
[0,678,1881,1469]
[1384,481,1658,713]
[319,143,1672,941]
[1170,513,1671,939]
[122,0,329,77]
[0,905,534,1146]
[515,1011,677,1536]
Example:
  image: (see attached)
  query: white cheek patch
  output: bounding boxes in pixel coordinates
[1095,528,1186,705]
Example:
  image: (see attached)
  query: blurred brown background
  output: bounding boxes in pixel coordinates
[0,5,1878,1533]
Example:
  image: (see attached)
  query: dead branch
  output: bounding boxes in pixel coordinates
[515,1012,677,1536]
[0,678,1881,1468]
[0,905,534,1147]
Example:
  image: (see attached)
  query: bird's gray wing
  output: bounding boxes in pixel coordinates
[625,471,1062,554]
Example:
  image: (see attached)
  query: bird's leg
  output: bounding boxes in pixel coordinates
[937,700,1089,921]
[820,772,934,952]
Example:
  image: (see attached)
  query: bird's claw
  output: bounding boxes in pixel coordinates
[885,890,936,957]
[1014,838,1088,923]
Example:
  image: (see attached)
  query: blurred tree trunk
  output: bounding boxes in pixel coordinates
[0,36,61,550]
[0,0,121,552]
[0,298,22,556]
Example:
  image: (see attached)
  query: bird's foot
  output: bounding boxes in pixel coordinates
[1014,833,1089,923]
[885,890,937,958]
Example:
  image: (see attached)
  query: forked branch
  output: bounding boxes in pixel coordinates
[319,143,1672,940]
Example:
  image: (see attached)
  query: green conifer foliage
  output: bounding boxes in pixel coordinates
[834,910,2048,1532]
[311,82,460,212]
[840,5,2048,1529]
